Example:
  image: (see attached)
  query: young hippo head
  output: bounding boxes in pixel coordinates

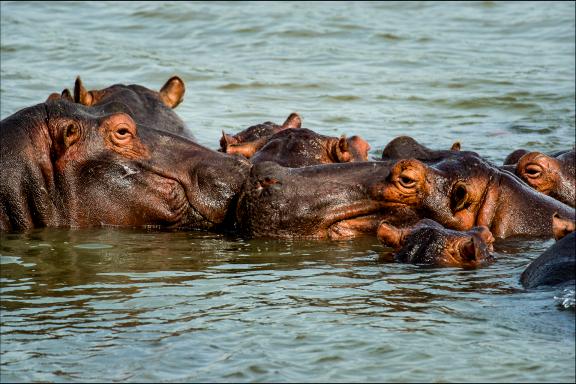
[515,150,575,207]
[0,101,250,232]
[235,160,419,239]
[381,136,473,162]
[377,219,495,268]
[379,153,575,238]
[71,76,190,138]
[220,112,302,153]
[229,128,370,167]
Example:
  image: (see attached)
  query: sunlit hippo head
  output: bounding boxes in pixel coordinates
[378,153,575,238]
[377,219,495,269]
[220,112,302,154]
[0,100,250,232]
[515,149,575,207]
[48,75,190,138]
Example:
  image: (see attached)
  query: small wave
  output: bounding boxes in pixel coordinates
[554,288,575,309]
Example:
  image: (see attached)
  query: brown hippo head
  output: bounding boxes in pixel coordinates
[515,149,575,207]
[381,136,474,162]
[225,128,370,167]
[235,160,419,239]
[220,112,302,153]
[377,219,495,268]
[0,100,250,232]
[379,153,575,238]
[68,76,190,138]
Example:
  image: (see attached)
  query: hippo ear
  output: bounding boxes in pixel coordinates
[552,213,575,240]
[61,88,73,102]
[334,135,352,163]
[159,76,185,108]
[281,112,302,129]
[450,141,461,151]
[74,76,94,106]
[224,137,268,159]
[219,131,238,151]
[377,222,406,249]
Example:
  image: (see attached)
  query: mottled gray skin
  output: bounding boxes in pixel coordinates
[0,101,249,232]
[520,232,575,289]
[235,161,419,239]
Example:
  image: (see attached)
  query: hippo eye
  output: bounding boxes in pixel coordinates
[524,164,542,179]
[398,175,416,188]
[451,183,470,212]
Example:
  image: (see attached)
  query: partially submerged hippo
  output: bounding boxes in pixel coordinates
[379,153,575,238]
[53,76,190,138]
[235,161,419,239]
[377,219,495,268]
[520,215,575,289]
[0,100,250,232]
[381,136,472,162]
[224,128,370,167]
[220,112,302,153]
[514,149,575,207]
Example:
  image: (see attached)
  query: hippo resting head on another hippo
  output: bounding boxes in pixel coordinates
[514,149,575,207]
[235,161,419,239]
[379,152,575,238]
[49,76,190,139]
[224,128,370,168]
[520,214,575,289]
[220,112,302,154]
[377,219,495,269]
[0,100,250,232]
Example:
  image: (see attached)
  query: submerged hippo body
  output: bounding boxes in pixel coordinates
[381,153,575,238]
[377,219,495,268]
[520,232,575,289]
[381,136,474,162]
[0,101,250,232]
[514,149,575,207]
[230,128,370,167]
[70,76,191,138]
[235,161,419,239]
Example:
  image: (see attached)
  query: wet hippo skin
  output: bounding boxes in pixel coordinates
[0,100,250,232]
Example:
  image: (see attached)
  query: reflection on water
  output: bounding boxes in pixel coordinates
[1,1,575,382]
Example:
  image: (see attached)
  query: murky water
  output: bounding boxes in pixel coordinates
[1,1,575,382]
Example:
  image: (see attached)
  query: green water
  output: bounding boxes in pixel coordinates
[1,1,575,382]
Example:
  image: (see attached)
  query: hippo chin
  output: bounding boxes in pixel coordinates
[235,161,419,239]
[380,153,575,238]
[377,219,495,268]
[0,101,250,232]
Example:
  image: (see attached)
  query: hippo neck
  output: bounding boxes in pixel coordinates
[484,170,575,238]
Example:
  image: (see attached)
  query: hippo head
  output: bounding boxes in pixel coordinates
[379,153,575,238]
[220,112,302,153]
[377,219,495,268]
[67,76,190,138]
[227,128,371,167]
[515,150,575,207]
[235,160,419,239]
[0,100,250,232]
[381,136,473,162]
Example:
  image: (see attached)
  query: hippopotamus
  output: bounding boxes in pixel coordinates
[381,136,473,162]
[235,160,419,239]
[219,112,302,154]
[520,214,575,289]
[379,153,575,238]
[377,219,495,268]
[55,76,190,138]
[0,100,250,232]
[223,128,370,167]
[513,149,575,207]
